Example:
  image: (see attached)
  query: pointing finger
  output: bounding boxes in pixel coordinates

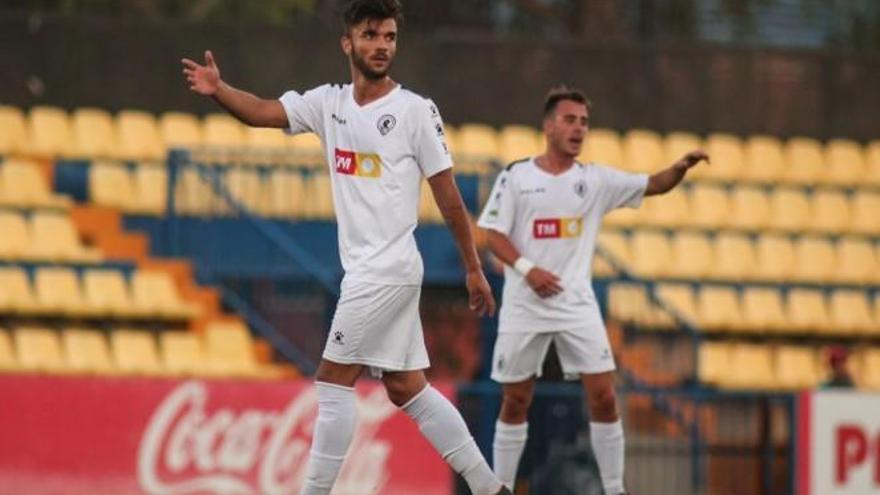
[181,58,200,70]
[205,50,216,67]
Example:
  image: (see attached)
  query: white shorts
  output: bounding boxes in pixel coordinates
[491,328,616,383]
[323,279,429,377]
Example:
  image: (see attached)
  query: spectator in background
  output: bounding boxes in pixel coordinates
[821,346,855,389]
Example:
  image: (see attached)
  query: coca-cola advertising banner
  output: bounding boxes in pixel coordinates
[0,375,453,495]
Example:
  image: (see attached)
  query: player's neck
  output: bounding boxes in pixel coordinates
[536,149,577,175]
[351,72,397,106]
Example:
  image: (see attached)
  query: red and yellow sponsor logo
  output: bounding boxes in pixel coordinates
[335,148,382,178]
[533,217,583,239]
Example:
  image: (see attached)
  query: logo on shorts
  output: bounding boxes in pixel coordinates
[601,349,611,360]
[377,114,397,136]
[333,331,345,345]
[335,148,382,178]
[497,355,505,371]
[533,217,583,239]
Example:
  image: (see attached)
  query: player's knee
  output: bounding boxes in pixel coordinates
[589,385,618,419]
[384,380,419,407]
[501,388,533,420]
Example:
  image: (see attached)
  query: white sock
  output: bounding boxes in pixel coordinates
[492,420,527,491]
[590,420,625,495]
[299,382,357,495]
[402,385,503,495]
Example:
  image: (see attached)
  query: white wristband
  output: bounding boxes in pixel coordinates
[513,257,535,276]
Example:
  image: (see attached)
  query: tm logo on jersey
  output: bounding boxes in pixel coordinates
[335,148,382,178]
[533,217,583,239]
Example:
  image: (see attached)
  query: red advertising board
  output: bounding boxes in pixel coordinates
[0,375,453,495]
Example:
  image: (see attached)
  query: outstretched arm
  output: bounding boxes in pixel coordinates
[181,50,288,128]
[428,169,496,316]
[645,150,710,196]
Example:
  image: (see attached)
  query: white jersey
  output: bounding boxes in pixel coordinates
[279,84,452,285]
[477,158,648,333]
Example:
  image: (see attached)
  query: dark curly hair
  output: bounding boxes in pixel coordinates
[342,0,404,33]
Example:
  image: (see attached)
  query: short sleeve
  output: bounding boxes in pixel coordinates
[411,99,453,178]
[477,170,516,236]
[595,165,649,214]
[278,84,330,136]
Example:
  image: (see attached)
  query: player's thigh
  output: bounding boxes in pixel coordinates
[491,332,554,383]
[501,377,537,408]
[315,358,364,387]
[382,369,428,406]
[553,327,616,378]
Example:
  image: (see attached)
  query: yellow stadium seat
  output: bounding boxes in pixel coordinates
[204,320,264,377]
[755,234,796,282]
[303,173,334,220]
[775,346,821,390]
[34,267,90,317]
[0,210,30,260]
[836,238,878,285]
[0,329,16,371]
[783,137,824,184]
[203,113,246,148]
[721,344,776,389]
[810,190,850,234]
[268,169,305,218]
[62,328,115,374]
[696,285,744,332]
[608,283,652,326]
[866,140,880,186]
[698,342,730,386]
[598,230,632,266]
[160,331,210,375]
[743,135,785,183]
[729,186,771,231]
[794,236,836,283]
[851,192,880,235]
[697,133,743,181]
[131,164,168,215]
[456,124,499,173]
[642,188,688,227]
[14,327,66,373]
[655,283,699,326]
[26,106,74,157]
[111,329,164,376]
[825,139,865,186]
[785,289,831,333]
[768,187,811,232]
[741,287,787,332]
[584,129,623,168]
[245,126,289,151]
[418,179,443,224]
[623,129,664,173]
[226,167,267,214]
[862,349,880,390]
[630,231,673,278]
[71,108,118,159]
[712,233,757,281]
[172,167,215,216]
[603,203,643,227]
[663,132,702,168]
[116,110,164,161]
[131,269,199,319]
[29,212,101,262]
[82,269,137,317]
[689,184,729,229]
[499,125,541,164]
[159,112,203,149]
[0,105,28,155]
[0,267,38,314]
[829,290,875,334]
[289,133,325,168]
[0,159,72,209]
[90,162,136,210]
[670,232,713,279]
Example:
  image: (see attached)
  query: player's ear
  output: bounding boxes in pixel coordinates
[341,34,352,56]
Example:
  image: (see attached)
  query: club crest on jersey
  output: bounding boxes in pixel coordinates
[574,179,587,198]
[334,148,382,178]
[533,217,583,239]
[377,114,397,136]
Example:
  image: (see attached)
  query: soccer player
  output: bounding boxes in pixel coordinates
[477,86,708,494]
[181,1,510,494]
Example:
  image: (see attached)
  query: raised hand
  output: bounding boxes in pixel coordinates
[466,269,497,317]
[674,150,710,171]
[525,267,563,299]
[182,50,221,96]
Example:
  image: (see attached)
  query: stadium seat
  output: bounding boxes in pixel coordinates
[768,187,811,232]
[698,342,731,386]
[29,212,101,262]
[0,210,31,260]
[670,232,713,279]
[862,349,880,389]
[782,137,825,184]
[269,168,305,218]
[698,133,744,181]
[203,113,246,149]
[131,269,199,319]
[159,112,203,149]
[204,320,263,377]
[603,201,643,227]
[597,230,632,266]
[608,283,652,326]
[34,267,91,317]
[0,329,16,371]
[173,167,215,215]
[824,139,865,186]
[712,233,758,281]
[785,289,831,333]
[0,159,72,209]
[26,106,74,157]
[418,179,443,224]
[226,167,268,214]
[499,125,541,164]
[866,140,880,186]
[160,331,210,375]
[90,162,136,210]
[741,287,787,332]
[62,328,115,374]
[111,329,163,376]
[456,124,499,173]
[71,108,118,159]
[630,231,673,278]
[688,184,730,229]
[642,188,688,227]
[289,133,325,168]
[851,192,880,235]
[662,132,703,168]
[696,285,743,332]
[810,190,850,234]
[0,267,39,314]
[82,269,137,317]
[0,105,28,155]
[245,126,290,151]
[116,110,164,161]
[584,128,623,168]
[836,238,878,285]
[743,135,785,183]
[728,186,771,231]
[829,290,875,334]
[721,344,776,389]
[655,283,699,326]
[755,234,796,282]
[303,173,334,220]
[623,129,664,173]
[14,327,66,373]
[793,236,836,283]
[775,346,821,390]
[131,164,168,215]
